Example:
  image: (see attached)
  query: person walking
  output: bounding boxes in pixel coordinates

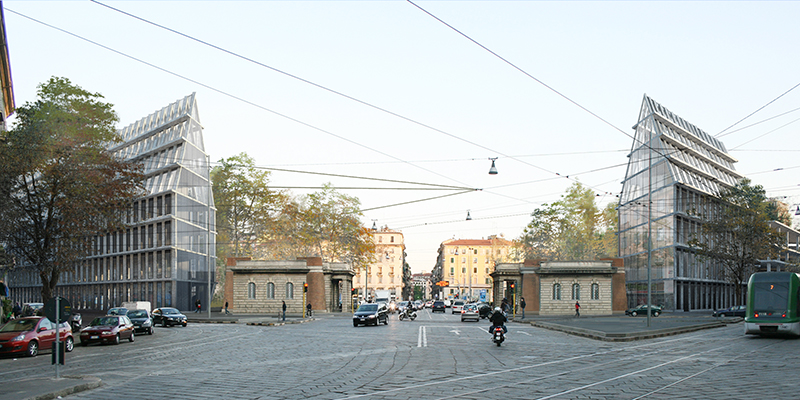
[282,301,287,321]
[224,300,230,315]
[520,297,527,319]
[195,298,201,313]
[306,302,312,318]
[575,301,581,318]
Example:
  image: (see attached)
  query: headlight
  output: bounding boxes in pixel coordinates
[367,314,376,319]
[101,331,115,336]
[143,320,151,326]
[12,334,25,341]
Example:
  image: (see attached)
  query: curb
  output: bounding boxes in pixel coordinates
[247,318,315,326]
[188,319,238,324]
[23,376,102,400]
[528,320,728,342]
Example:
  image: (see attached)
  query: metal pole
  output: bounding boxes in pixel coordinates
[468,248,472,302]
[647,120,653,327]
[55,296,60,379]
[206,154,212,319]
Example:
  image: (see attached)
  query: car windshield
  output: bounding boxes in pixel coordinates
[128,310,148,318]
[0,319,37,332]
[162,308,180,315]
[91,317,119,326]
[357,304,378,312]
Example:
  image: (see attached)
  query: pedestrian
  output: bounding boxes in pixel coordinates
[575,301,581,318]
[195,298,201,313]
[224,300,230,315]
[520,297,526,319]
[282,300,287,321]
[12,302,21,319]
[306,302,312,317]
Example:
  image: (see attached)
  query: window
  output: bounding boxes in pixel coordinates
[591,283,600,300]
[462,267,466,274]
[450,257,454,263]
[248,282,256,299]
[286,282,294,299]
[450,267,454,275]
[461,257,466,264]
[572,283,580,300]
[390,236,394,243]
[267,282,275,299]
[553,283,561,300]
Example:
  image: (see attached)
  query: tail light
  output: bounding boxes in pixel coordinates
[782,313,786,318]
[755,313,759,318]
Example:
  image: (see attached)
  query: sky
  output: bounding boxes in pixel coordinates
[4,1,800,273]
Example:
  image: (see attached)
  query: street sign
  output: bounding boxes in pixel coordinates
[44,296,72,324]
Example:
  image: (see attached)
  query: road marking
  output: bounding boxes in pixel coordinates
[417,325,427,347]
[449,329,460,335]
[517,331,531,336]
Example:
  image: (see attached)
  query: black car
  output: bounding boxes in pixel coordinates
[712,305,746,318]
[127,309,154,334]
[625,305,662,317]
[152,308,187,327]
[476,302,493,319]
[431,301,446,313]
[353,304,388,326]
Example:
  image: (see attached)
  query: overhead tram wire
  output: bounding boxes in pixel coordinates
[90,1,621,201]
[5,8,478,192]
[716,81,800,137]
[717,105,800,139]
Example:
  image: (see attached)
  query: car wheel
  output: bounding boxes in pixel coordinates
[26,340,38,357]
[182,323,187,327]
[113,334,120,345]
[65,336,74,352]
[129,331,135,342]
[353,321,359,327]
[631,311,637,317]
[149,327,154,335]
[384,316,388,325]
[719,313,726,318]
[653,311,660,317]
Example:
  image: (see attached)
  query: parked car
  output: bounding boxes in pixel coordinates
[452,300,465,314]
[107,307,129,316]
[152,308,188,327]
[80,315,135,346]
[625,305,662,317]
[461,304,480,322]
[0,316,74,357]
[353,303,388,326]
[127,309,154,335]
[432,301,446,313]
[20,303,44,317]
[713,305,746,318]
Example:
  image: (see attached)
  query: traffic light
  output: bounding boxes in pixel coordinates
[351,288,357,296]
[509,282,515,291]
[303,282,308,293]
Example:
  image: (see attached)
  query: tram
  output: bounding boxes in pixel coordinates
[744,272,800,336]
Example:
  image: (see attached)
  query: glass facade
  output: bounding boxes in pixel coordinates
[8,93,217,312]
[619,95,743,312]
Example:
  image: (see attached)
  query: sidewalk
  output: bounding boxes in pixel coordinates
[1,375,101,400]
[512,312,738,341]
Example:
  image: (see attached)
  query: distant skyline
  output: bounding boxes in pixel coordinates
[5,1,800,273]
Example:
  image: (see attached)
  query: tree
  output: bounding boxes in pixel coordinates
[515,182,617,261]
[211,153,287,260]
[0,77,143,303]
[689,179,785,304]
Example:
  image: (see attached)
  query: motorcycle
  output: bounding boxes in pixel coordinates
[398,308,417,321]
[492,326,505,346]
[70,312,82,333]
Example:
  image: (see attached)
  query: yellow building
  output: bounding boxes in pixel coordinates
[434,236,516,302]
[354,226,405,301]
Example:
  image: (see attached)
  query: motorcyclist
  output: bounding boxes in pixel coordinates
[488,307,507,334]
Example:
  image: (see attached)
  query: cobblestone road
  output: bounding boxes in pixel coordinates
[2,309,796,399]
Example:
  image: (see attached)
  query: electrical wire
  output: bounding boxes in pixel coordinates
[716,82,800,137]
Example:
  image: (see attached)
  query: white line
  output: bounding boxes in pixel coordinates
[423,326,427,347]
[417,325,422,347]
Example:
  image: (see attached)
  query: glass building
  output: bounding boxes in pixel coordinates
[8,93,217,312]
[619,95,743,312]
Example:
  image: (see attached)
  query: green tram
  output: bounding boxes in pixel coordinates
[745,272,800,336]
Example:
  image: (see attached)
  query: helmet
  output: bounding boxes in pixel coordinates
[494,307,501,313]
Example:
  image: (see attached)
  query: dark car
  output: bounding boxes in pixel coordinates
[127,309,154,335]
[107,307,129,316]
[625,305,662,317]
[713,305,746,318]
[476,302,492,319]
[152,307,187,327]
[0,316,74,357]
[80,315,135,346]
[432,301,446,313]
[353,303,388,326]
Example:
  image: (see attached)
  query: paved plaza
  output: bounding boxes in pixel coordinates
[1,310,796,400]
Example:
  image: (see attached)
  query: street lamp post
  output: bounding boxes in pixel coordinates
[468,247,473,302]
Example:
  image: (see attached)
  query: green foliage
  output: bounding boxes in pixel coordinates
[0,77,144,302]
[688,178,785,303]
[515,182,617,261]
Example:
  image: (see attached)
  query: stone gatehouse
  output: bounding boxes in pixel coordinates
[223,257,354,314]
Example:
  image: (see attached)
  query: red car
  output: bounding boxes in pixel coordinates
[80,315,135,346]
[0,316,74,357]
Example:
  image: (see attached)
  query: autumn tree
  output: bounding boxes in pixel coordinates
[0,77,144,302]
[211,153,288,260]
[515,182,617,261]
[689,179,785,304]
